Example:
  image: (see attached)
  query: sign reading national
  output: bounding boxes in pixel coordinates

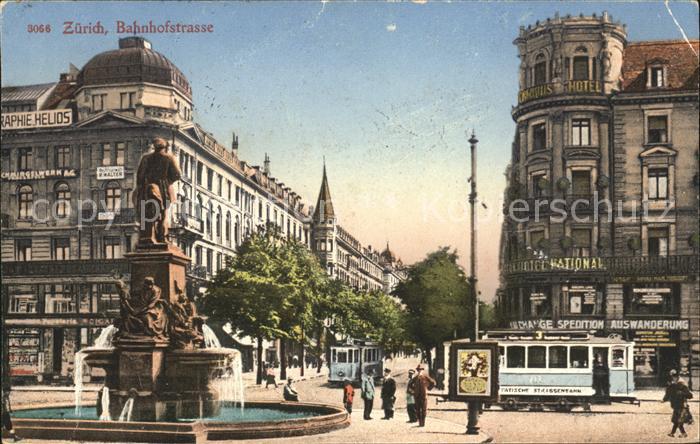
[1,109,72,130]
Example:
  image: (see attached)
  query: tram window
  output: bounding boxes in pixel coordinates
[570,346,589,368]
[612,347,625,368]
[337,351,348,363]
[549,346,568,368]
[354,350,360,362]
[332,349,337,363]
[528,346,546,368]
[507,346,526,368]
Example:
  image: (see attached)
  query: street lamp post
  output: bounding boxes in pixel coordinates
[466,130,481,435]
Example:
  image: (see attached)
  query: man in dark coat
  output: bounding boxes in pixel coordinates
[663,371,693,438]
[381,368,397,419]
[412,365,436,427]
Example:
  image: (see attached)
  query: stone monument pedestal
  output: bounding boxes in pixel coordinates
[126,243,190,305]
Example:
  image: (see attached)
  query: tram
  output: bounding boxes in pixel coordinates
[440,330,637,411]
[328,339,383,385]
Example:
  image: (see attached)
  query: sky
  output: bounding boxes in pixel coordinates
[2,1,698,302]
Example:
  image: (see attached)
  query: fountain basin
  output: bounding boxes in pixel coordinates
[12,401,350,442]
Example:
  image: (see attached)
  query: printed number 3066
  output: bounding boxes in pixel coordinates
[28,24,52,33]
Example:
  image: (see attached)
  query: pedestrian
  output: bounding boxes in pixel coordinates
[265,365,278,389]
[381,368,397,419]
[413,365,436,427]
[343,379,355,414]
[663,371,693,438]
[592,353,609,398]
[361,369,375,420]
[406,369,417,423]
[2,389,20,442]
[283,378,299,402]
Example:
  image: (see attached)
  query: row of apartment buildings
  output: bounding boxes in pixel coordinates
[497,12,699,388]
[0,36,405,382]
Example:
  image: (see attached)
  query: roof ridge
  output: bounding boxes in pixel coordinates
[628,39,700,46]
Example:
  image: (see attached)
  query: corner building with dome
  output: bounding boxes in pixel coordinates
[1,37,404,383]
[497,13,699,388]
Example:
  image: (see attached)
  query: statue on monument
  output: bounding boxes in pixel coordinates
[116,276,169,340]
[134,137,182,246]
[169,281,204,349]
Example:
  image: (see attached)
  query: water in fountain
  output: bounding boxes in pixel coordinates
[74,325,119,415]
[202,324,221,348]
[118,397,134,422]
[202,325,245,409]
[99,387,111,421]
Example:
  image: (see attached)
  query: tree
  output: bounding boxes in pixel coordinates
[203,229,288,384]
[393,247,473,370]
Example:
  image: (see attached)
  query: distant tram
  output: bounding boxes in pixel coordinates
[329,339,383,385]
[483,330,637,411]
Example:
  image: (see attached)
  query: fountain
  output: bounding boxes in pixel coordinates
[10,138,349,442]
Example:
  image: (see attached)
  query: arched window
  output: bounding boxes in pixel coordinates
[55,182,71,218]
[225,212,231,244]
[534,53,547,85]
[216,207,222,239]
[234,215,240,246]
[195,195,203,221]
[18,184,33,219]
[206,203,213,237]
[105,182,121,212]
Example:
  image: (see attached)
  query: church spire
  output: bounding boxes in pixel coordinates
[313,161,335,223]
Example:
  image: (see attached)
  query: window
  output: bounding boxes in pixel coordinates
[53,237,70,260]
[572,229,591,257]
[195,246,202,265]
[651,67,665,87]
[530,230,545,252]
[235,186,241,206]
[18,148,32,171]
[549,346,568,368]
[532,123,546,151]
[9,293,37,314]
[566,285,600,315]
[225,212,231,244]
[216,208,222,239]
[115,142,126,165]
[102,143,112,166]
[532,173,547,198]
[625,283,679,316]
[55,182,71,218]
[571,119,591,146]
[571,170,591,196]
[45,284,75,313]
[528,346,546,368]
[104,237,121,259]
[227,181,232,201]
[217,175,223,197]
[16,239,32,261]
[206,249,213,274]
[18,184,33,219]
[196,162,203,185]
[120,92,136,109]
[207,169,214,191]
[648,227,669,257]
[534,55,547,85]
[234,216,240,245]
[506,346,525,368]
[55,146,70,168]
[92,94,107,112]
[573,56,589,80]
[337,351,348,363]
[647,116,668,144]
[569,346,589,368]
[105,182,121,212]
[648,168,668,200]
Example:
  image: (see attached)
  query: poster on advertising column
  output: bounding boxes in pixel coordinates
[449,341,499,402]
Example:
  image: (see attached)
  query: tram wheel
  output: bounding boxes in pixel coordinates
[502,398,518,411]
[582,401,592,412]
[556,398,572,412]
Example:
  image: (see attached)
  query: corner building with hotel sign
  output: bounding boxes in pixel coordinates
[497,12,699,388]
[1,36,404,383]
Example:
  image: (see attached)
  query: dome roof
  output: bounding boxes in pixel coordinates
[78,37,192,99]
[380,243,397,265]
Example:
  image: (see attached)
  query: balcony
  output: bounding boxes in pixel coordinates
[1,259,130,277]
[172,213,204,240]
[186,264,208,281]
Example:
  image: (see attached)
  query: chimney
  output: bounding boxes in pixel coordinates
[263,153,271,175]
[231,132,239,156]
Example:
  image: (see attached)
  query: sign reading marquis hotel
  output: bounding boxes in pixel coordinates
[504,257,605,273]
[1,109,72,130]
[517,80,602,104]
